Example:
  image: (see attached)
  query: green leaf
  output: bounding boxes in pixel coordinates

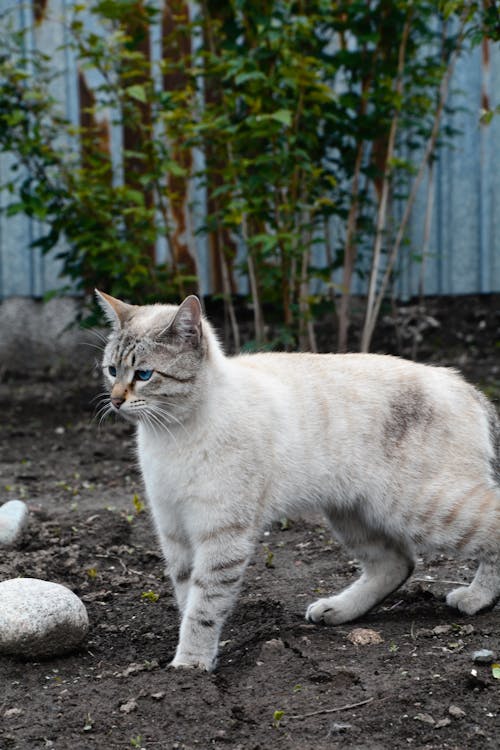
[234,71,266,85]
[126,84,147,104]
[271,109,293,127]
[492,663,500,679]
[141,590,160,602]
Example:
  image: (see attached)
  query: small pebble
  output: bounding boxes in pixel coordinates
[432,624,452,636]
[258,638,286,660]
[414,713,435,725]
[472,649,496,664]
[119,698,138,714]
[0,578,89,658]
[448,705,466,718]
[346,628,383,646]
[0,500,29,547]
[435,718,452,729]
[4,708,23,719]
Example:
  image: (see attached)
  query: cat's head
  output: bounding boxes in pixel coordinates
[96,291,213,426]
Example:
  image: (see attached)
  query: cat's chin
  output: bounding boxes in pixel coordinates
[112,407,140,424]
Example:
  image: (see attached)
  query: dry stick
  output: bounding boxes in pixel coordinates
[360,14,412,353]
[288,696,374,721]
[412,577,466,585]
[361,9,470,352]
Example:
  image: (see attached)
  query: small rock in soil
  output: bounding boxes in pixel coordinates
[0,578,89,658]
[4,708,23,718]
[432,624,452,635]
[258,638,286,661]
[0,500,29,547]
[346,628,383,646]
[448,705,466,718]
[120,698,138,713]
[435,718,452,729]
[472,649,496,664]
[328,722,352,735]
[414,713,435,725]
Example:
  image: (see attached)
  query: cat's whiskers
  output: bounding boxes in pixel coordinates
[96,404,114,430]
[80,341,106,353]
[142,405,179,445]
[149,401,188,434]
[88,328,110,344]
[143,410,178,445]
[91,390,112,405]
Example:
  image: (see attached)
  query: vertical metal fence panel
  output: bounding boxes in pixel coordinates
[0,1,499,301]
[406,38,500,299]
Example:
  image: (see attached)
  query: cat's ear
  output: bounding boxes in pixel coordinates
[95,290,134,329]
[169,295,202,344]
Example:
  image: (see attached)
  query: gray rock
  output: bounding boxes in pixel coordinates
[448,705,466,718]
[0,500,28,547]
[472,649,496,664]
[414,713,435,725]
[0,578,89,658]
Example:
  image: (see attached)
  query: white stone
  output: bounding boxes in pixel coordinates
[0,578,89,658]
[0,500,29,547]
[472,649,496,664]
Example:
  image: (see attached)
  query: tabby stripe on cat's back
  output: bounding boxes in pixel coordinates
[440,484,486,528]
[455,487,498,550]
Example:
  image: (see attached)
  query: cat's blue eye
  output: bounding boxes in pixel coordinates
[108,365,117,377]
[136,369,153,381]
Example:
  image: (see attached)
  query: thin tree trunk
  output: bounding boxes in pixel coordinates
[216,228,240,352]
[243,215,265,344]
[361,49,460,352]
[360,7,471,352]
[418,160,435,302]
[337,142,364,352]
[360,13,411,352]
[298,222,317,352]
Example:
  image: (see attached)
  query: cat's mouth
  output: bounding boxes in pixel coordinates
[109,398,142,423]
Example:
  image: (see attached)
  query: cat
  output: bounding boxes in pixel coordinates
[96,290,500,671]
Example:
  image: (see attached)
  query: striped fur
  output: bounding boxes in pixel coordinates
[96,291,500,671]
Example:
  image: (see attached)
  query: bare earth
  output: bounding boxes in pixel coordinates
[0,296,499,750]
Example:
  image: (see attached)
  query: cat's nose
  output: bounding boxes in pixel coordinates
[111,396,125,410]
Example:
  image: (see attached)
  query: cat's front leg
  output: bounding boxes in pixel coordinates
[170,526,255,671]
[156,528,193,614]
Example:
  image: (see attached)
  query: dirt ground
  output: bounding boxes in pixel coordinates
[0,295,500,750]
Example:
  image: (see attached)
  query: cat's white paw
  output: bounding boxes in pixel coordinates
[306,597,352,625]
[446,586,495,615]
[169,653,215,671]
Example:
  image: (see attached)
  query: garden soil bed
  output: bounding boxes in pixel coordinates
[0,295,499,750]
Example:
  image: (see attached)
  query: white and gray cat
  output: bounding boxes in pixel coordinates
[96,290,500,671]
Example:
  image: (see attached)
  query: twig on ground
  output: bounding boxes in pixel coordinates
[288,696,374,720]
[412,577,467,586]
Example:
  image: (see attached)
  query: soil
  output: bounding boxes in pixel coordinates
[1,295,500,750]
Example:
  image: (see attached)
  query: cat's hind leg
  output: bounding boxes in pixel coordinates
[306,534,414,625]
[446,554,500,614]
